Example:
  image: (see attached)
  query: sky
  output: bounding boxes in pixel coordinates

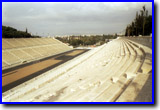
[2,2,152,37]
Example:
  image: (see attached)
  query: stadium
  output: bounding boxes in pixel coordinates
[2,2,153,103]
[2,36,152,102]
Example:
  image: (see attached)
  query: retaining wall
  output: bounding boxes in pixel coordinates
[125,36,152,49]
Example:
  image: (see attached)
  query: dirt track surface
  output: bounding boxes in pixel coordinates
[2,49,89,92]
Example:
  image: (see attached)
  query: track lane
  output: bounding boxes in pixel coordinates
[2,49,89,93]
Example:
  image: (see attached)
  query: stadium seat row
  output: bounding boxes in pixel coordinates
[2,38,151,102]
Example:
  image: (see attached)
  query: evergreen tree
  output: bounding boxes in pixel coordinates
[125,6,152,37]
[26,28,28,33]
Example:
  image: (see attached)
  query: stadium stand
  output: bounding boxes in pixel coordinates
[2,37,152,102]
[2,38,72,69]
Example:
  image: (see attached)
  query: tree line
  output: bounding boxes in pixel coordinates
[2,25,41,38]
[125,6,152,36]
[56,34,117,47]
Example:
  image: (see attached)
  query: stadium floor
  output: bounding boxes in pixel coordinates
[2,49,89,93]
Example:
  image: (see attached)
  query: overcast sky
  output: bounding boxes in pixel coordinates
[2,2,152,37]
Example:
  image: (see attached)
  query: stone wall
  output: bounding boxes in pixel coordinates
[125,36,152,49]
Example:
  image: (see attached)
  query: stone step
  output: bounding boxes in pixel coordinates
[92,76,131,102]
[116,73,150,102]
[77,81,112,102]
[125,41,137,56]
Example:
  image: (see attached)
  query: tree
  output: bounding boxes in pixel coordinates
[141,5,148,36]
[125,6,152,37]
[2,25,40,38]
[26,28,28,33]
